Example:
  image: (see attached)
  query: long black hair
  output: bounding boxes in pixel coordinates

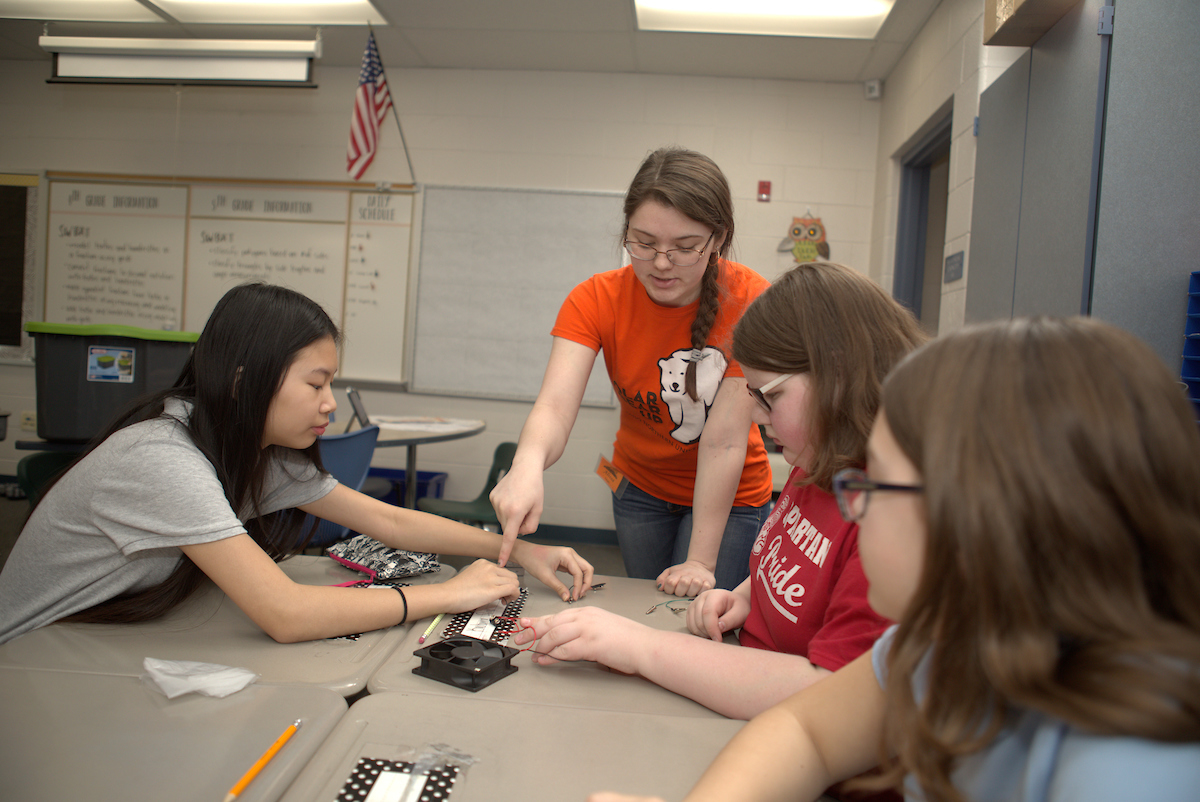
[61,282,341,624]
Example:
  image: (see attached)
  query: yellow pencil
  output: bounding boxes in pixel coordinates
[223,719,302,802]
[418,612,445,644]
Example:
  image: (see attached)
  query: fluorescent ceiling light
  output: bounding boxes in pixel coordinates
[53,53,314,82]
[39,35,319,85]
[149,0,386,25]
[40,36,320,58]
[0,1,163,22]
[0,0,386,25]
[635,0,897,39]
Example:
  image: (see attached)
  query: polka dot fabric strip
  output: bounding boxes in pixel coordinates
[336,757,460,801]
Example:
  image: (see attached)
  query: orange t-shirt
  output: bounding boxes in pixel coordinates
[552,260,772,507]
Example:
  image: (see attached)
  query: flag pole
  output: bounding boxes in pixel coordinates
[367,22,417,185]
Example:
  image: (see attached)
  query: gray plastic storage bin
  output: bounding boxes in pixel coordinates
[25,322,199,442]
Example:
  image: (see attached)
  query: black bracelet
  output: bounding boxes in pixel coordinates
[393,586,408,625]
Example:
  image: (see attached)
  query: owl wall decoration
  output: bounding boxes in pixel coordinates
[778,215,830,263]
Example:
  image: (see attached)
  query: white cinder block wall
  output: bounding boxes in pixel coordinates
[869,0,1026,331]
[2,0,1035,531]
[0,60,879,530]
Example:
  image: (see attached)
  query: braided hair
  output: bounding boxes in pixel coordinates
[623,147,733,401]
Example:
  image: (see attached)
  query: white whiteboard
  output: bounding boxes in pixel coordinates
[185,186,350,329]
[412,185,622,405]
[46,182,188,330]
[43,178,412,384]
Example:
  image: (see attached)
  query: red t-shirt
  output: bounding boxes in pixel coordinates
[739,467,891,671]
[551,260,772,507]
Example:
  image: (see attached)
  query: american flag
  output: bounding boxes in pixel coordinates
[347,32,393,180]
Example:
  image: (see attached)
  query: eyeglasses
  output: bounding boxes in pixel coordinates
[832,468,924,522]
[747,372,795,413]
[624,232,713,267]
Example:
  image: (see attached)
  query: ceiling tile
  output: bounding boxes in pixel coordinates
[0,0,939,83]
[403,29,635,72]
[633,31,875,82]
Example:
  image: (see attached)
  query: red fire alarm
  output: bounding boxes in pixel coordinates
[757,181,771,202]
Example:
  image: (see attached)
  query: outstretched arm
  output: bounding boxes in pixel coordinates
[303,483,594,602]
[490,336,597,566]
[658,377,758,597]
[589,651,889,802]
[513,606,832,720]
[678,652,887,800]
[181,533,520,643]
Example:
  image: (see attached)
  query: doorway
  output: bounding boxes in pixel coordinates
[893,112,952,335]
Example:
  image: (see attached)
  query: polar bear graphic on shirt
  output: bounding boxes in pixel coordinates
[658,347,727,444]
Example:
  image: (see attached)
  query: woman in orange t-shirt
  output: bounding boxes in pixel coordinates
[491,147,773,596]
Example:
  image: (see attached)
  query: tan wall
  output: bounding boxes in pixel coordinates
[0,60,882,528]
[869,0,1026,332]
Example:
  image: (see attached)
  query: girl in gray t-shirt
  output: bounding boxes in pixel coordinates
[0,282,594,645]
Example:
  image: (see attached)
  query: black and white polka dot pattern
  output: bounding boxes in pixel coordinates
[336,757,460,801]
[443,588,528,643]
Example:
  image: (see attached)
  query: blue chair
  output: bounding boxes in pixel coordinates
[306,424,380,549]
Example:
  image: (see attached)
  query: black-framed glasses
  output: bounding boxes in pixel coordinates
[747,372,795,413]
[832,468,923,522]
[624,231,713,267]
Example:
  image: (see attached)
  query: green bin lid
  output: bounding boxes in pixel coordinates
[24,321,199,342]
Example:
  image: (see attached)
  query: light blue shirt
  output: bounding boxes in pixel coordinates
[872,626,1200,801]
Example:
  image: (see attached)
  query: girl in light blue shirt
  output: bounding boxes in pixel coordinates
[592,317,1200,802]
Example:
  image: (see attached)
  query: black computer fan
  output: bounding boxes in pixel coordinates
[411,635,519,692]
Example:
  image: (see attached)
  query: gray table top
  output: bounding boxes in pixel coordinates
[368,573,729,719]
[0,666,347,802]
[278,690,745,802]
[0,555,454,696]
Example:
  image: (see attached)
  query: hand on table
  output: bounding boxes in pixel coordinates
[656,559,715,598]
[489,461,545,567]
[686,588,749,642]
[510,540,595,603]
[512,607,651,674]
[441,559,521,612]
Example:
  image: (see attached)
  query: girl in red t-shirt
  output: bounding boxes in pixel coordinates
[513,262,926,720]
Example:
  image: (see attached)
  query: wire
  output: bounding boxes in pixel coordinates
[645,599,693,615]
[490,616,596,664]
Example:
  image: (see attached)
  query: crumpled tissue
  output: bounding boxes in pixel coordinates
[141,656,259,699]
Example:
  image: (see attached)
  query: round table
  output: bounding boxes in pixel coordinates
[367,417,486,508]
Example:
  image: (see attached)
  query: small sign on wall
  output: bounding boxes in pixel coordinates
[944,250,964,283]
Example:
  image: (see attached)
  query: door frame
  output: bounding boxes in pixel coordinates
[893,112,953,318]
